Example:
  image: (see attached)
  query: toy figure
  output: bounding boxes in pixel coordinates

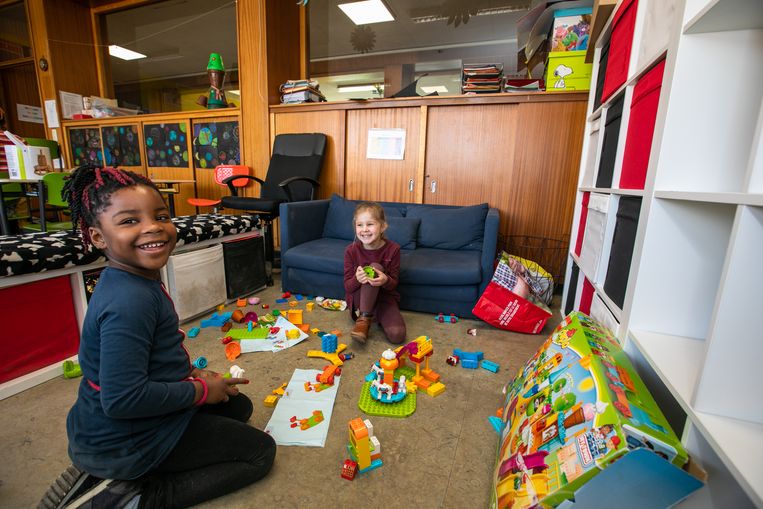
[197,53,229,109]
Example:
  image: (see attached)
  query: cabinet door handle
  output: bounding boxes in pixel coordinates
[409,179,414,192]
[430,180,437,193]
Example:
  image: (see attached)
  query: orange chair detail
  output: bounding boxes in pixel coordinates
[188,165,249,211]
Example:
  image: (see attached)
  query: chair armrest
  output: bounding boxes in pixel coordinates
[222,175,265,196]
[279,176,321,202]
[279,199,329,254]
[479,208,500,295]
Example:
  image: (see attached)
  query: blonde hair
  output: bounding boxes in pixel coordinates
[353,202,387,239]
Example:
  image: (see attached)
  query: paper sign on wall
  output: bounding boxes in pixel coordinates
[16,104,44,124]
[367,128,405,160]
[59,91,83,119]
[44,100,60,128]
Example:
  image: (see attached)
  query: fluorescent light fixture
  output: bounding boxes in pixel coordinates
[108,45,146,61]
[337,84,384,93]
[421,85,448,94]
[338,0,394,25]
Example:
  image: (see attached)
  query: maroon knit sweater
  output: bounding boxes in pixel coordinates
[343,239,401,312]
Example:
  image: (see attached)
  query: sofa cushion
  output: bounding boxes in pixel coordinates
[400,248,482,285]
[281,237,349,275]
[386,217,419,250]
[406,203,488,250]
[322,194,403,241]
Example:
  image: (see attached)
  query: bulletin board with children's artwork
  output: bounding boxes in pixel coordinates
[68,127,104,167]
[143,122,190,168]
[101,125,141,167]
[192,119,240,169]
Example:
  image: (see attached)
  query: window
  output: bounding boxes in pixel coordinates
[0,2,32,62]
[309,0,528,100]
[100,0,238,113]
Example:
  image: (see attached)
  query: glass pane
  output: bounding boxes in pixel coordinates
[0,2,32,62]
[309,0,528,99]
[103,0,238,113]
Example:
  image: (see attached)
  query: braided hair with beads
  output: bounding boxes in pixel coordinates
[62,164,160,248]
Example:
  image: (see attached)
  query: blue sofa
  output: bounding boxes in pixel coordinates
[279,194,499,317]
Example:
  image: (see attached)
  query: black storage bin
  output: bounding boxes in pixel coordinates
[565,262,580,315]
[594,42,610,111]
[223,235,267,299]
[595,93,625,188]
[603,197,641,309]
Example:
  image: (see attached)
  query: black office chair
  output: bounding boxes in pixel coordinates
[220,133,327,284]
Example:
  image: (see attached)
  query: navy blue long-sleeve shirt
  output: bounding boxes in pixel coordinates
[67,267,198,479]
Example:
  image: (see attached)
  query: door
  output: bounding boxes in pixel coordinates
[345,107,421,203]
[0,61,45,138]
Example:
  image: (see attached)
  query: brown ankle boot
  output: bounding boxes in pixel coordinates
[351,314,373,343]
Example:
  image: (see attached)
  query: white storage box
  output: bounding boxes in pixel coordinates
[166,244,226,323]
[578,192,610,281]
[2,131,52,180]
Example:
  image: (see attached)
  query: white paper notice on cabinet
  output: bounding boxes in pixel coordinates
[17,104,44,124]
[367,128,405,160]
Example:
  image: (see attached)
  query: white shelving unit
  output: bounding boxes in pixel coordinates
[562,0,763,506]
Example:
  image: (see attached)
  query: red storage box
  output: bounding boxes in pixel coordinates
[580,276,595,314]
[0,277,80,384]
[619,59,666,189]
[601,0,639,102]
[574,192,590,256]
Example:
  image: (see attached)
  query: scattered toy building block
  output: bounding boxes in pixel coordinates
[217,304,225,311]
[275,298,288,303]
[282,292,291,298]
[187,327,200,338]
[446,355,459,366]
[221,336,233,344]
[288,301,298,307]
[290,410,324,430]
[307,343,348,366]
[427,382,446,397]
[298,324,310,332]
[453,348,483,369]
[225,342,241,361]
[321,333,338,353]
[262,304,269,309]
[62,360,82,379]
[264,395,278,407]
[236,298,247,307]
[480,359,500,373]
[488,416,503,434]
[295,294,304,301]
[272,383,288,396]
[435,313,459,323]
[467,328,477,336]
[192,356,208,369]
[341,459,358,480]
[306,302,315,311]
[200,312,233,328]
[231,309,245,323]
[287,309,303,325]
[221,322,232,332]
[317,365,341,385]
[331,329,342,337]
[286,329,301,339]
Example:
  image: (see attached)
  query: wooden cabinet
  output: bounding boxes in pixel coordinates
[564,0,763,506]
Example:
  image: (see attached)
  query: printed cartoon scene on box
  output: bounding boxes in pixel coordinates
[492,312,686,509]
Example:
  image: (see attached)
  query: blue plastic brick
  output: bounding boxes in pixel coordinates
[488,415,503,434]
[453,348,483,364]
[275,298,288,303]
[480,360,500,373]
[200,312,232,328]
[187,327,200,338]
[295,294,304,301]
[321,333,338,353]
[461,359,479,369]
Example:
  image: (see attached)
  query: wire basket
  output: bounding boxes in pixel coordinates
[500,234,568,289]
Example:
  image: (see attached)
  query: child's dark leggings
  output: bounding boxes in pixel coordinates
[138,393,276,509]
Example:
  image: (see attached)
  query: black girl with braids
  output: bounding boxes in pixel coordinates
[41,164,276,509]
[62,164,159,249]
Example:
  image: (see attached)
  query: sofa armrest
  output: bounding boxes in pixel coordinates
[479,208,500,294]
[279,200,330,255]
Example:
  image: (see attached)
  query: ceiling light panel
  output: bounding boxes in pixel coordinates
[108,45,147,61]
[338,0,394,25]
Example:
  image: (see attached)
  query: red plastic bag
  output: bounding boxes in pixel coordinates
[473,252,553,334]
[473,281,552,334]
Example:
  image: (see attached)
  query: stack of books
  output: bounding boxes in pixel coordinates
[503,78,544,92]
[461,64,504,94]
[280,79,326,104]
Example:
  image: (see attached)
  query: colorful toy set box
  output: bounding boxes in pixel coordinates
[490,312,702,509]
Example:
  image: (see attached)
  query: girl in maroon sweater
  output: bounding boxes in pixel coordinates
[344,202,407,344]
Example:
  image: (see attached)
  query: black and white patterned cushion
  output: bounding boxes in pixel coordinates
[0,214,258,278]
